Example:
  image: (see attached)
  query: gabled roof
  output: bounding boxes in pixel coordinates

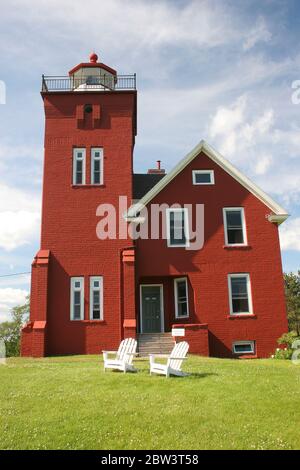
[127,140,289,224]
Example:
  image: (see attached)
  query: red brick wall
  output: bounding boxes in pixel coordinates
[136,151,288,358]
[172,324,209,355]
[23,91,136,356]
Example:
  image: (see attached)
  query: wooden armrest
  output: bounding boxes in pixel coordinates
[102,350,118,354]
[149,354,169,358]
[169,357,188,360]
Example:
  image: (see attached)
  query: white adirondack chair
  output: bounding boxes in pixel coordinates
[149,341,189,377]
[103,337,137,373]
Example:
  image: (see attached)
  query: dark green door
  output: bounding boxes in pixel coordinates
[141,285,163,333]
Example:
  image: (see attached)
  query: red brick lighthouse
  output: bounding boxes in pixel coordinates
[22,53,288,359]
[21,53,138,356]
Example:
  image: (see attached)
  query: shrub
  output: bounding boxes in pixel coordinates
[271,332,300,360]
[0,296,29,357]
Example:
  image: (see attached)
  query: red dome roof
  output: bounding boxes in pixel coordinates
[89,52,98,63]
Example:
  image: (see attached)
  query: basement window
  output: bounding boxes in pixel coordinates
[90,276,103,320]
[91,148,103,185]
[174,277,189,318]
[192,170,215,185]
[223,207,247,246]
[73,148,86,185]
[233,341,255,355]
[228,274,253,315]
[70,277,84,320]
[166,208,189,248]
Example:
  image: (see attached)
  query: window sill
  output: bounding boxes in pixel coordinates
[227,314,256,319]
[223,245,251,250]
[70,319,105,323]
[167,244,190,248]
[71,184,105,188]
[234,354,257,359]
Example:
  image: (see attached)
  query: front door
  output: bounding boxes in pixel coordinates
[140,285,163,333]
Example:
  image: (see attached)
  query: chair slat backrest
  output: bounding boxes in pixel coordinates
[169,341,189,371]
[117,338,137,364]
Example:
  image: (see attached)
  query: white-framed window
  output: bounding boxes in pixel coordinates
[233,341,255,355]
[228,273,253,315]
[73,148,86,185]
[192,170,215,185]
[166,208,190,248]
[91,148,103,185]
[90,276,103,320]
[223,207,247,246]
[174,277,189,318]
[70,277,84,320]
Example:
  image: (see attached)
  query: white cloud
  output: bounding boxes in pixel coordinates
[209,95,247,140]
[254,154,273,175]
[0,183,40,212]
[0,211,40,251]
[243,16,272,51]
[280,218,300,252]
[208,95,274,156]
[0,184,40,251]
[0,288,28,322]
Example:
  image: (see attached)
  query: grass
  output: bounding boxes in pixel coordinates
[0,355,300,450]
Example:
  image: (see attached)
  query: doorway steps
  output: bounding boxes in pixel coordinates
[138,333,175,357]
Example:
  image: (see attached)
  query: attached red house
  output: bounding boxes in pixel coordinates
[21,54,289,359]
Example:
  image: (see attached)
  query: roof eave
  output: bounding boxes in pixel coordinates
[267,213,290,225]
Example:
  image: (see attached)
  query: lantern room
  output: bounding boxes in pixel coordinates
[68,52,117,91]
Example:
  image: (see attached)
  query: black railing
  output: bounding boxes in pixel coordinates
[41,74,136,92]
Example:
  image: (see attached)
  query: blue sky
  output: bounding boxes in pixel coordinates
[0,0,300,321]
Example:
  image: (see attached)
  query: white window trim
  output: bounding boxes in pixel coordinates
[228,273,253,316]
[89,276,103,320]
[174,277,189,319]
[139,284,164,334]
[70,277,84,321]
[223,207,247,246]
[192,169,215,185]
[166,207,190,248]
[91,148,104,185]
[233,340,255,355]
[73,148,86,185]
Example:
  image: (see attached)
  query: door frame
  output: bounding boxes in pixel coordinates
[139,284,164,334]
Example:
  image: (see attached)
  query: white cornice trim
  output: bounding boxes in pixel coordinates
[267,214,289,225]
[127,140,289,222]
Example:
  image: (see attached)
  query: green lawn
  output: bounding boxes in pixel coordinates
[0,355,299,450]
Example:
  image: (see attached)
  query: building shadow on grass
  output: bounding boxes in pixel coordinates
[187,372,218,379]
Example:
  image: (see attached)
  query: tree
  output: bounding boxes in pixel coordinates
[0,296,30,357]
[284,271,300,336]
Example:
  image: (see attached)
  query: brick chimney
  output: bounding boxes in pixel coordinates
[147,160,166,175]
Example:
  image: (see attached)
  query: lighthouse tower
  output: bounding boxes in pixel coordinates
[21,54,137,356]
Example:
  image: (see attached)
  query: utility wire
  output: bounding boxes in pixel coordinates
[0,271,31,278]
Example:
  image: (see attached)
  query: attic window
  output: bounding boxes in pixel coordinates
[192,170,215,185]
[84,104,93,114]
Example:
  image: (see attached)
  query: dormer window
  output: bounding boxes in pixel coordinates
[73,148,86,185]
[91,148,103,185]
[192,170,214,185]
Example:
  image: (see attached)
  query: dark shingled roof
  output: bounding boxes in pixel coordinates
[133,173,166,200]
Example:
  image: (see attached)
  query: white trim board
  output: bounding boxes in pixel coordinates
[174,277,189,319]
[126,140,289,224]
